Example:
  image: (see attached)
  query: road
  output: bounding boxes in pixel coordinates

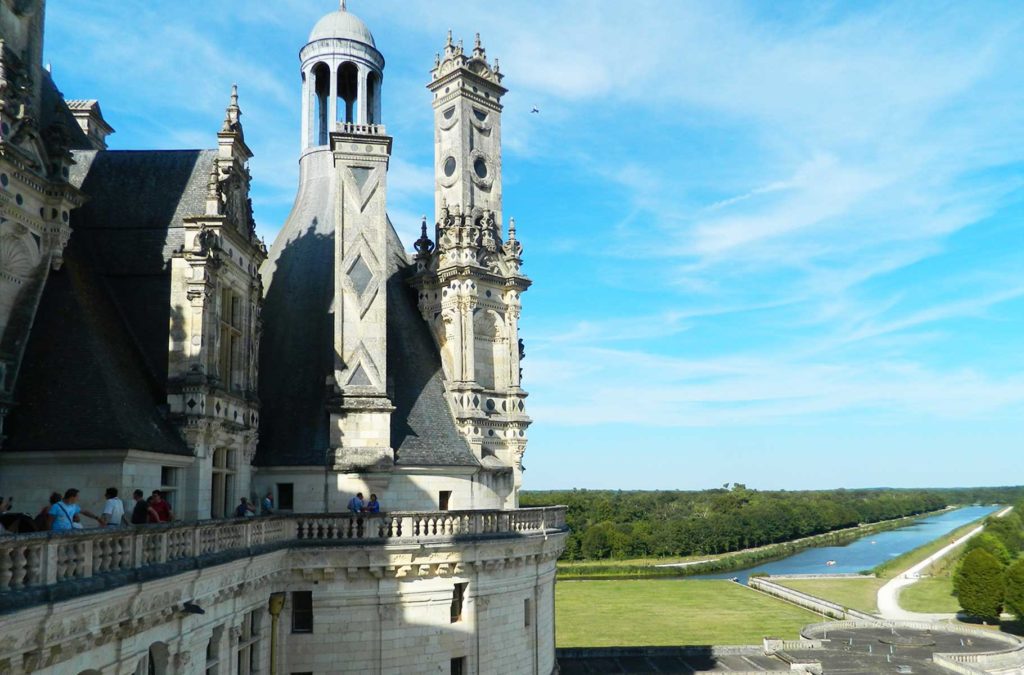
[876,506,1013,621]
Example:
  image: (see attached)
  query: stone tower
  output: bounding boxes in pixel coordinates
[413,32,531,506]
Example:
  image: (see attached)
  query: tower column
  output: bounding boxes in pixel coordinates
[328,62,339,129]
[357,66,368,125]
[301,67,311,148]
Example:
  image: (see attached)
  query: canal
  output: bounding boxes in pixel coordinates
[691,504,998,583]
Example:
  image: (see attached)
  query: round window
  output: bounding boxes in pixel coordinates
[474,158,488,179]
[443,156,457,177]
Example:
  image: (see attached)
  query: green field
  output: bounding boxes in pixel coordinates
[899,577,960,613]
[556,579,824,647]
[775,577,883,614]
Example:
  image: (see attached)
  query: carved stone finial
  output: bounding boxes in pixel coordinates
[508,216,516,240]
[446,29,453,47]
[222,84,242,134]
[473,33,486,59]
[414,215,435,259]
[340,0,347,10]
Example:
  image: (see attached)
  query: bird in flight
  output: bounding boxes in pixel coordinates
[531,106,540,114]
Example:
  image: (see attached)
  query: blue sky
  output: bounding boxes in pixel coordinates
[45,1,1024,491]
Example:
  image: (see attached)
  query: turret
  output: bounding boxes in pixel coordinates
[300,0,384,150]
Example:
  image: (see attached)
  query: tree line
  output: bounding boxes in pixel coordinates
[521,485,1024,562]
[953,501,1024,623]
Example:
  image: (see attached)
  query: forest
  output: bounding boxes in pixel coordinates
[521,485,1024,561]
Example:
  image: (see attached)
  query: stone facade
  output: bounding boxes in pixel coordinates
[0,2,564,674]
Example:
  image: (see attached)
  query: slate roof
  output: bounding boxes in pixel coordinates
[257,211,478,468]
[2,150,215,455]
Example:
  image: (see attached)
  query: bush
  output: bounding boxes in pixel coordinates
[964,532,1013,566]
[955,549,1005,622]
[1005,559,1024,621]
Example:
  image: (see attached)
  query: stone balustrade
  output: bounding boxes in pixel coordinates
[0,507,566,600]
[336,121,387,136]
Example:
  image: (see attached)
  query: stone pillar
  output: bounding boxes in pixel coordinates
[328,63,338,131]
[356,66,368,125]
[300,68,308,149]
[327,127,395,473]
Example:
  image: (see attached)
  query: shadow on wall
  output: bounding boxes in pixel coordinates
[258,221,335,465]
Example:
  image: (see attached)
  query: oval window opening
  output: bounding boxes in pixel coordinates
[474,158,488,179]
[444,157,457,177]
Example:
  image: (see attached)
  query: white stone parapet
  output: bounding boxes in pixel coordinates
[0,507,567,595]
[335,121,387,136]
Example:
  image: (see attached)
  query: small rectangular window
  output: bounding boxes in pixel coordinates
[450,657,466,675]
[291,591,313,633]
[524,598,532,627]
[277,483,294,511]
[450,582,467,623]
[439,490,452,511]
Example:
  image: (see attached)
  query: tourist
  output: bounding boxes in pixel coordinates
[235,498,256,518]
[35,492,61,530]
[130,489,158,525]
[261,490,274,515]
[49,489,100,532]
[149,490,173,523]
[365,493,381,514]
[100,487,125,528]
[347,492,364,514]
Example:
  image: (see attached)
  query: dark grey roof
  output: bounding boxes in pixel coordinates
[3,150,214,455]
[257,215,477,468]
[384,227,478,467]
[40,71,93,151]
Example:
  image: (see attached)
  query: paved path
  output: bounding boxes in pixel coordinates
[876,506,1013,621]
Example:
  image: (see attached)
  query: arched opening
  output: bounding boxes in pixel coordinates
[135,642,169,675]
[366,71,381,124]
[337,61,359,124]
[473,309,507,391]
[312,62,330,145]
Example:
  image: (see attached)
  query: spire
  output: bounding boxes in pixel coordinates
[222,83,242,135]
[473,33,486,59]
[414,215,435,259]
[340,0,347,10]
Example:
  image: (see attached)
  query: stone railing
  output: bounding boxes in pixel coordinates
[749,576,877,622]
[0,507,566,599]
[336,121,387,136]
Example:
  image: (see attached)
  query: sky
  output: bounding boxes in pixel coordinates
[44,1,1024,491]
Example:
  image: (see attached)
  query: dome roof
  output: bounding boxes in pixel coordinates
[309,7,375,47]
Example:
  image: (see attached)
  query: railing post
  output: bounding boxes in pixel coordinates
[81,539,94,579]
[43,539,59,585]
[158,531,169,564]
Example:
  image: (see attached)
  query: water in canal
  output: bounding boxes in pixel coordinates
[691,504,998,583]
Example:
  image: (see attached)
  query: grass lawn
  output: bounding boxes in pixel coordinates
[775,577,884,614]
[899,577,960,613]
[556,579,824,647]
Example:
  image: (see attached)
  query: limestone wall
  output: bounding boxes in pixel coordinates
[0,526,566,674]
[252,467,508,513]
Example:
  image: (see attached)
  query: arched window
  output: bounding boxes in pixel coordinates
[366,71,381,125]
[312,62,330,145]
[337,62,359,124]
[474,310,507,391]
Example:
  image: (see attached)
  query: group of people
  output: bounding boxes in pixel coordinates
[234,491,274,518]
[44,488,175,532]
[347,492,381,514]
[0,488,175,534]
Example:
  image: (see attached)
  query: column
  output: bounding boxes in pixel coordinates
[357,66,368,125]
[328,62,338,132]
[301,67,310,149]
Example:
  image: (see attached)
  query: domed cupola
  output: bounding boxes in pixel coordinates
[300,1,385,149]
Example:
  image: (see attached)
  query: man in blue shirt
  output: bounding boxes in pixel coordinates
[347,492,364,514]
[49,489,100,531]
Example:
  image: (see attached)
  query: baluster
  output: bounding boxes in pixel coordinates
[11,546,28,587]
[0,548,13,589]
[25,545,42,586]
